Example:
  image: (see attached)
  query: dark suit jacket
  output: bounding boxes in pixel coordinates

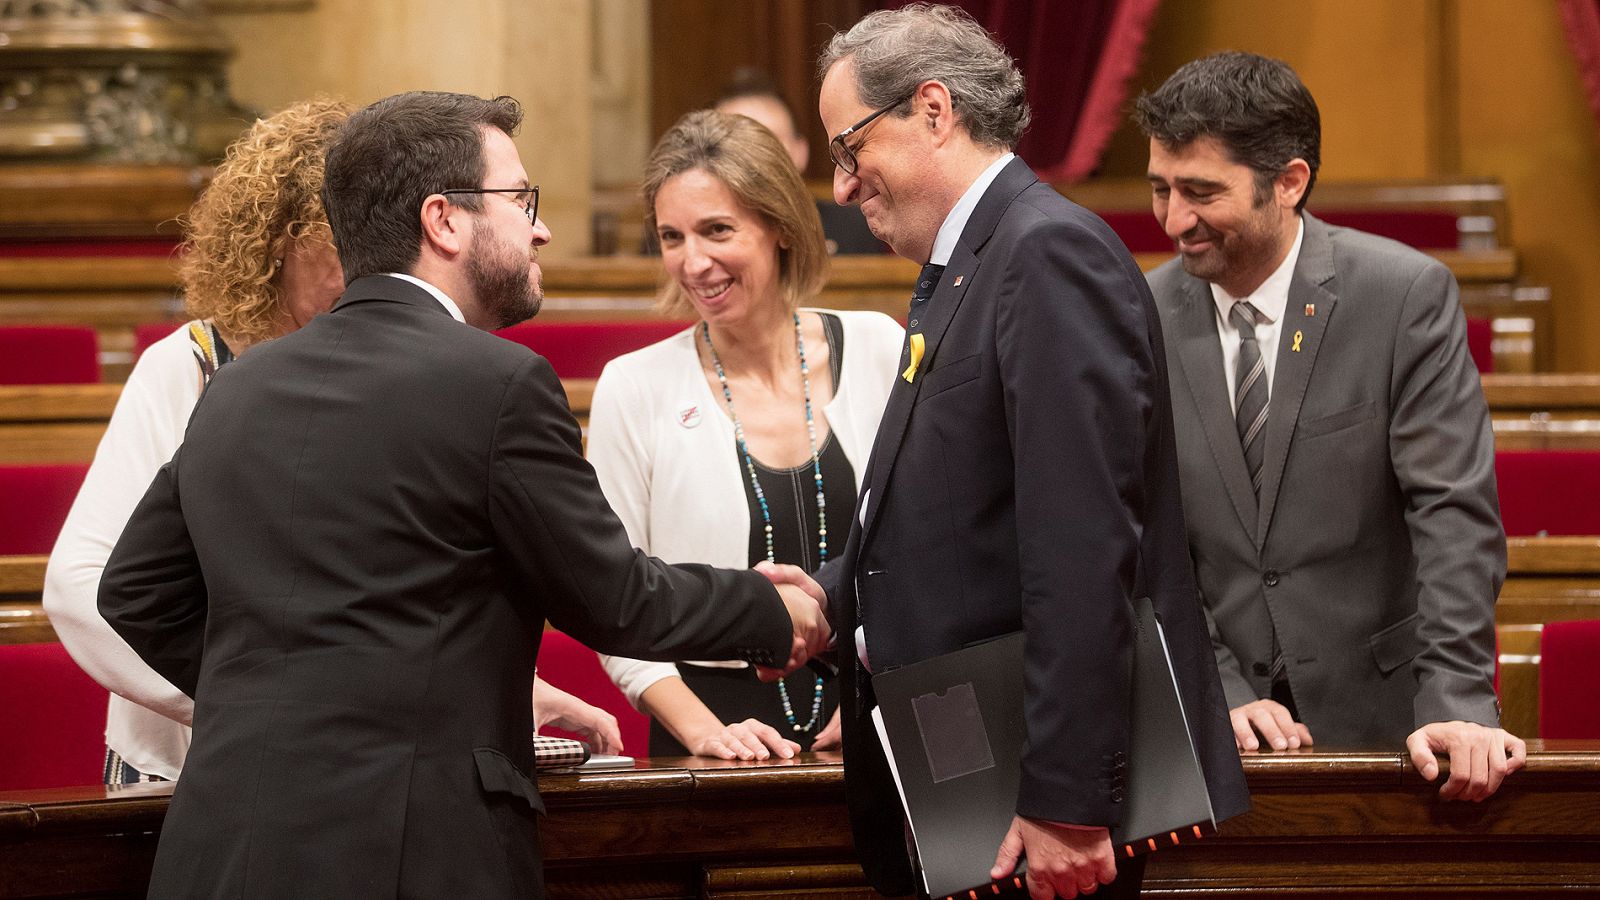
[1149,214,1505,745]
[817,159,1249,895]
[98,275,792,899]
[817,199,885,255]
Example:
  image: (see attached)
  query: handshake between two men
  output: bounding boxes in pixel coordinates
[752,561,833,682]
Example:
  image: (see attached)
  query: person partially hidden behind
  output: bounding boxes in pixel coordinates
[96,90,829,898]
[714,69,883,255]
[1136,52,1524,801]
[761,6,1249,899]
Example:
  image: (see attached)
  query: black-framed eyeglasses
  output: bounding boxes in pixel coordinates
[828,96,911,176]
[440,185,540,225]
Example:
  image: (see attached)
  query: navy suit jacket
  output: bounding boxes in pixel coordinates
[817,159,1249,894]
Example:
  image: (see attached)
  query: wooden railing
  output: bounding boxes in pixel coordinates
[5,375,1599,733]
[2,744,1598,898]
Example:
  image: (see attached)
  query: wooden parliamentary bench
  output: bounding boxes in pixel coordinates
[2,744,1598,899]
[1484,373,1600,449]
[3,164,1538,379]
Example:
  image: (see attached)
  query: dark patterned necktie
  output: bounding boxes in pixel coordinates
[1230,301,1269,495]
[907,262,945,331]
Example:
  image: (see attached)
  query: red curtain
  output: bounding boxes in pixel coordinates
[1559,0,1600,132]
[884,0,1160,182]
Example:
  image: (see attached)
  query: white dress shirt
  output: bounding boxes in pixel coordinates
[1208,218,1303,411]
[928,152,1015,266]
[385,272,466,323]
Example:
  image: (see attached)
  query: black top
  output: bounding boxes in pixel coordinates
[740,312,858,571]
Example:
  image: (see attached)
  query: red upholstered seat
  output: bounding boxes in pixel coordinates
[0,464,89,555]
[535,630,649,757]
[1494,451,1600,537]
[1465,317,1493,373]
[1092,209,1462,255]
[0,326,100,384]
[0,642,108,790]
[497,320,692,379]
[134,322,184,359]
[1540,619,1600,739]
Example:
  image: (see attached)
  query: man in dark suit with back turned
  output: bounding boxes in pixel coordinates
[1137,52,1525,801]
[761,7,1248,899]
[98,91,829,899]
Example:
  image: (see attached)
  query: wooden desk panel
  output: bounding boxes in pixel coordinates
[1,746,1598,899]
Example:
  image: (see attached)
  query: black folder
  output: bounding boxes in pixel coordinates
[870,597,1215,900]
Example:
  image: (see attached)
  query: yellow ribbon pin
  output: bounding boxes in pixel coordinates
[1292,330,1304,352]
[902,333,925,383]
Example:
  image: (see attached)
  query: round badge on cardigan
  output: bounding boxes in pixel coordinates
[677,404,702,428]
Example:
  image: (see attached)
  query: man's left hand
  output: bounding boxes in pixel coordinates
[1406,720,1527,802]
[990,816,1116,899]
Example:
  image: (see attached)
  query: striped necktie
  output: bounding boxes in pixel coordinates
[1230,301,1269,495]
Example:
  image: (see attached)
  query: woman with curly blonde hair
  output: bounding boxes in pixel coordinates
[44,98,622,784]
[43,99,351,785]
[179,97,349,357]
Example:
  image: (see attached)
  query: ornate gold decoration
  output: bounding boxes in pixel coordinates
[0,0,253,163]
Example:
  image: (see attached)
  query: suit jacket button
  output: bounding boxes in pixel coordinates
[1252,662,1270,676]
[1110,787,1125,803]
[1263,570,1280,587]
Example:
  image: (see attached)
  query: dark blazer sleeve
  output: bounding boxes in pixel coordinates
[1388,261,1504,728]
[488,355,793,666]
[996,217,1148,827]
[98,451,207,699]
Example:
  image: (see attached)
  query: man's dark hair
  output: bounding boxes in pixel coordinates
[322,91,522,282]
[715,67,788,109]
[1133,52,1321,212]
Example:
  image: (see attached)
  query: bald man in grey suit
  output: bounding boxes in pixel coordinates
[1136,52,1525,802]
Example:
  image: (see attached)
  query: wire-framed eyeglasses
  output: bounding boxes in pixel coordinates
[828,96,911,175]
[440,185,540,225]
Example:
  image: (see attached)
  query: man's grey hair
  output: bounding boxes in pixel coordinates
[818,3,1029,151]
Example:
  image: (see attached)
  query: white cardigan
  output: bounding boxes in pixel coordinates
[42,325,204,780]
[587,309,904,707]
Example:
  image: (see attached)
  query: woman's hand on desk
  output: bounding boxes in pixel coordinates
[689,718,801,761]
[532,677,625,756]
[812,708,843,751]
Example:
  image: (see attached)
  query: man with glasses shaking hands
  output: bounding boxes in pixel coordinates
[759,6,1249,899]
[98,91,831,898]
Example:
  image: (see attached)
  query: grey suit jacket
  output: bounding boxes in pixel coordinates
[1148,214,1505,746]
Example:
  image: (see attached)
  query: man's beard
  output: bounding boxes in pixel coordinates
[467,227,541,329]
[1177,211,1280,289]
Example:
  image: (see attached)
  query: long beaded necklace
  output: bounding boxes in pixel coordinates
[702,313,827,734]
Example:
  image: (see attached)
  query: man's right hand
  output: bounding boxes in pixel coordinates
[754,561,829,613]
[757,581,830,681]
[1230,698,1313,752]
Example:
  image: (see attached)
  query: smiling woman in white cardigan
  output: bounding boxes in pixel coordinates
[588,110,902,760]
